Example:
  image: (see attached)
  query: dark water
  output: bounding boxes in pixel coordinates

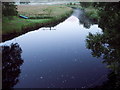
[1,9,109,88]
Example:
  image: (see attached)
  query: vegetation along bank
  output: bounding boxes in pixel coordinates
[2,3,73,41]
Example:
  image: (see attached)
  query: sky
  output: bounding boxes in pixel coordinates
[1,0,120,2]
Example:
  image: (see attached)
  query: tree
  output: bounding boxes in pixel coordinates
[86,2,120,88]
[20,0,30,5]
[2,2,18,17]
[80,2,93,8]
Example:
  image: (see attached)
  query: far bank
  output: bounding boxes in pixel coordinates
[2,5,73,42]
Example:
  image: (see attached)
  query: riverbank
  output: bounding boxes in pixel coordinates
[82,6,99,22]
[66,4,82,9]
[66,4,99,22]
[2,5,73,42]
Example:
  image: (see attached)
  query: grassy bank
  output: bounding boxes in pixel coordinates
[2,17,51,34]
[66,4,82,9]
[83,6,99,21]
[2,5,73,41]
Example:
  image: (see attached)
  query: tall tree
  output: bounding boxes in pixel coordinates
[2,2,18,17]
[86,2,120,88]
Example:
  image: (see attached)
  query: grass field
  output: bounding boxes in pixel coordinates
[17,5,71,18]
[2,5,72,34]
[3,17,51,33]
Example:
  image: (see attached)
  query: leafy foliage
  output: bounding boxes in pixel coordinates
[2,2,18,17]
[86,2,120,88]
[80,2,93,8]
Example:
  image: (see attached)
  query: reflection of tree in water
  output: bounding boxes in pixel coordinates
[78,9,97,29]
[78,10,92,29]
[86,2,120,88]
[2,43,24,88]
[86,33,120,88]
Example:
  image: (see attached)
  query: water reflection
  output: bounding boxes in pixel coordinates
[78,9,97,29]
[86,3,120,88]
[42,27,56,30]
[1,8,108,88]
[86,33,120,87]
[2,43,23,88]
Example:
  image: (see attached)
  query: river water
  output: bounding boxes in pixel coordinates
[1,9,109,88]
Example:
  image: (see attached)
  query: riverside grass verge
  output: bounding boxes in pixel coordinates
[66,4,82,9]
[2,5,73,41]
[83,6,100,21]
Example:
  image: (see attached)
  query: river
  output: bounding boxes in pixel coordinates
[1,9,109,88]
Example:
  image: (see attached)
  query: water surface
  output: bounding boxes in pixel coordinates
[1,9,108,88]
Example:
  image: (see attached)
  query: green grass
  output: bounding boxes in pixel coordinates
[2,5,73,34]
[2,16,51,34]
[84,6,100,20]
